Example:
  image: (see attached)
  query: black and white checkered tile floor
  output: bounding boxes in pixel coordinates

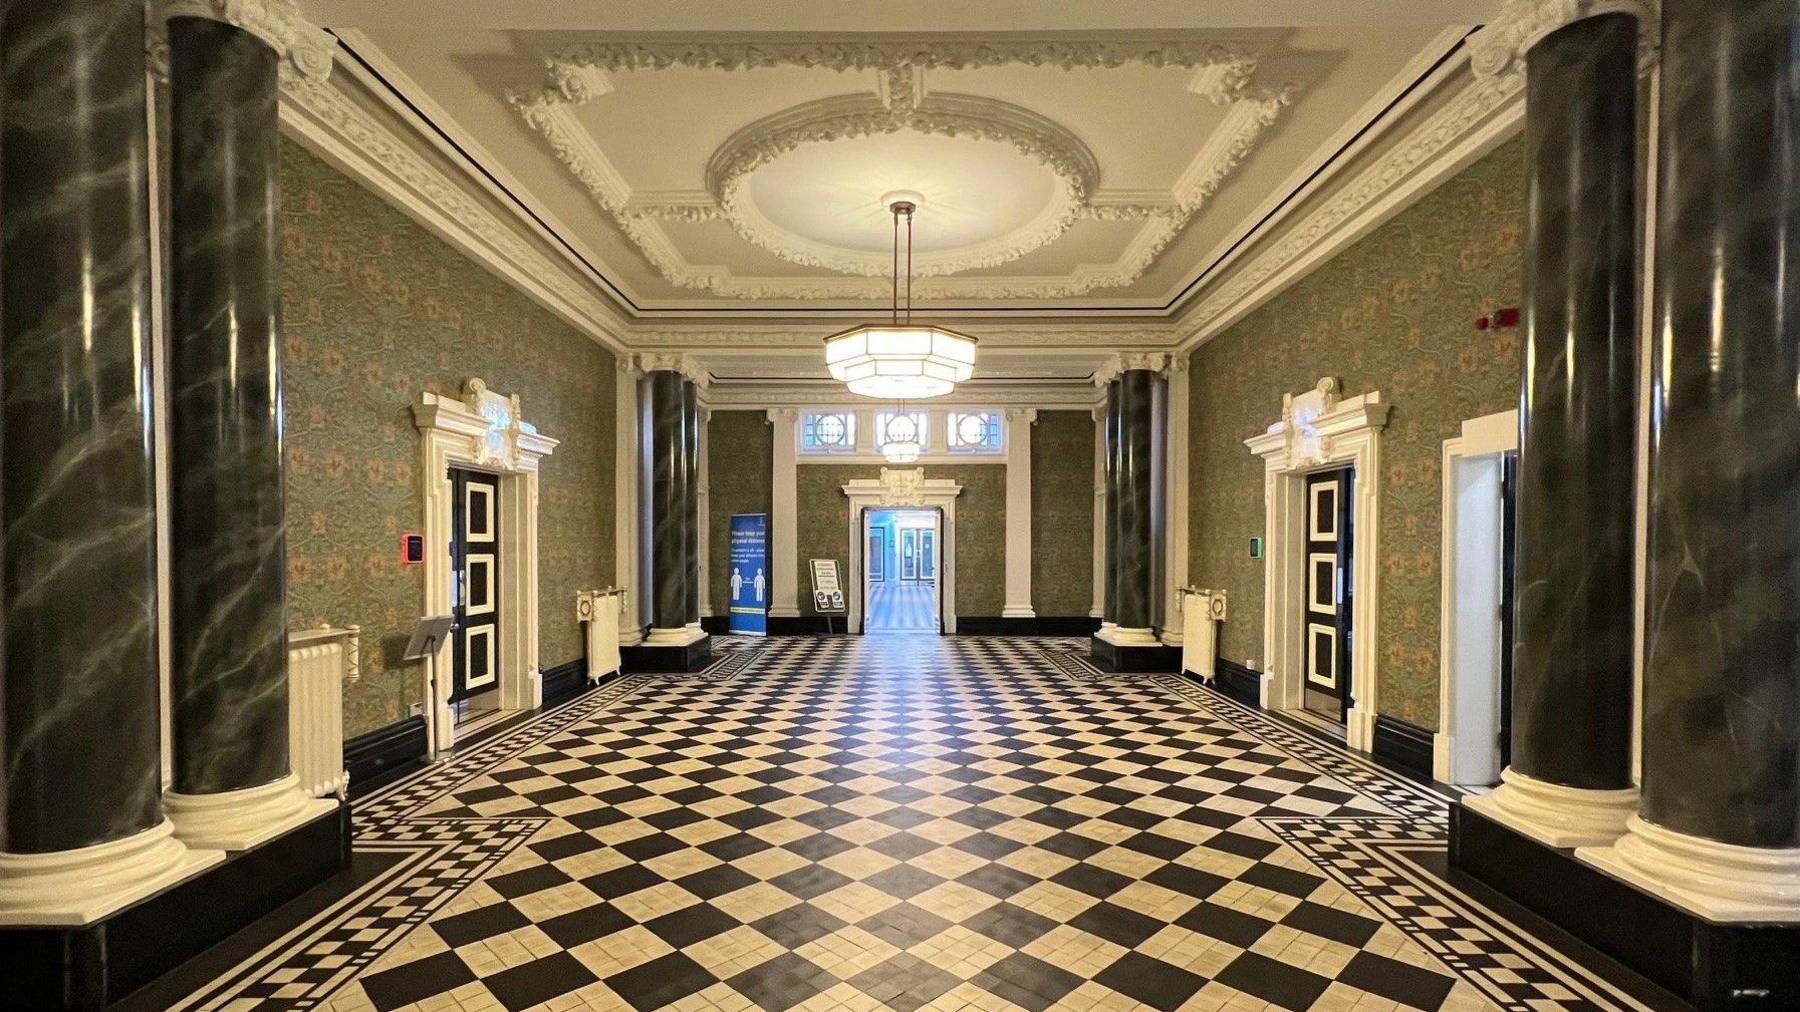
[169,636,1663,1012]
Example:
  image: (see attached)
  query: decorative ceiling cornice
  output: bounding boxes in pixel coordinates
[625,323,1181,350]
[1175,42,1524,350]
[543,34,1261,75]
[511,36,1294,301]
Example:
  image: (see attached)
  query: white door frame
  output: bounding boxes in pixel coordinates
[413,379,558,756]
[1435,409,1517,784]
[863,508,943,631]
[1245,378,1389,753]
[845,471,961,635]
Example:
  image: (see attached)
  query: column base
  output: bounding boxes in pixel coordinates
[645,625,707,646]
[1462,767,1637,848]
[1096,625,1160,647]
[1450,802,1800,1008]
[0,819,222,928]
[618,622,645,647]
[622,633,713,673]
[1001,605,1036,619]
[164,772,339,852]
[0,803,349,1009]
[1578,815,1800,923]
[769,605,800,619]
[1089,633,1180,673]
[1160,630,1184,646]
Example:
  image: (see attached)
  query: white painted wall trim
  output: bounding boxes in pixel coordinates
[614,358,645,643]
[1162,354,1191,644]
[1245,378,1388,753]
[697,404,712,618]
[768,408,801,618]
[1091,403,1107,619]
[413,380,558,757]
[844,473,962,635]
[1435,408,1517,785]
[1002,409,1037,618]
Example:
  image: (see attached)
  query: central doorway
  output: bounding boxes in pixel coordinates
[864,507,941,633]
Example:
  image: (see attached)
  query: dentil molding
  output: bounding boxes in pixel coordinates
[512,38,1293,300]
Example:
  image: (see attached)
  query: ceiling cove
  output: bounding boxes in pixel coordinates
[509,34,1295,301]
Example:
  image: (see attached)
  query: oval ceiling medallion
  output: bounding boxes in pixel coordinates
[706,92,1100,278]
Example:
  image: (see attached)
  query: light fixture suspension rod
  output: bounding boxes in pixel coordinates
[905,209,913,324]
[891,207,900,325]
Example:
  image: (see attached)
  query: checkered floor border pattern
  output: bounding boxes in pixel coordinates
[167,636,1657,1012]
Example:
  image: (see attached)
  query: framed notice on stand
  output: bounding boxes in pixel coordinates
[809,558,846,633]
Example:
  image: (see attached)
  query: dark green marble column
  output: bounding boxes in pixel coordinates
[0,0,165,855]
[165,15,291,800]
[1102,380,1122,627]
[649,371,688,633]
[1509,13,1641,795]
[682,379,701,626]
[1639,0,1800,850]
[1113,370,1157,632]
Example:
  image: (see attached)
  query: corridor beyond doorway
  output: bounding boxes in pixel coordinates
[864,507,939,632]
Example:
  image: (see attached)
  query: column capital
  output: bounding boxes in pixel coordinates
[1005,407,1039,426]
[766,406,800,425]
[160,0,335,80]
[1470,0,1658,79]
[637,352,709,389]
[1094,352,1170,386]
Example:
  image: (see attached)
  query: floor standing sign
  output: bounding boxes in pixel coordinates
[728,513,769,636]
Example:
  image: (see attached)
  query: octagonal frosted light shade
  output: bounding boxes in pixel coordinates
[824,324,977,399]
[882,439,922,464]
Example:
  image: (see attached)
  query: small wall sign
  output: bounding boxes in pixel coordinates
[400,533,425,565]
[1249,536,1264,560]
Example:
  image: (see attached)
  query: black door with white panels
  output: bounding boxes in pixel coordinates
[1303,467,1354,720]
[449,468,500,703]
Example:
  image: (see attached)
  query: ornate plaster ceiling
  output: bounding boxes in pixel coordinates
[303,4,1475,314]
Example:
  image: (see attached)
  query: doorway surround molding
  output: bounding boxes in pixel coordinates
[1245,377,1388,753]
[844,470,962,635]
[413,378,558,756]
[1436,409,1517,784]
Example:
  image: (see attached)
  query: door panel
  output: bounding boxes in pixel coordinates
[450,469,500,702]
[1302,469,1354,716]
[920,529,936,581]
[901,529,919,580]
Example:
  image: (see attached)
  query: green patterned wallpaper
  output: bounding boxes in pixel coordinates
[792,463,1006,619]
[280,139,616,737]
[1032,411,1096,617]
[707,412,773,615]
[1188,137,1524,730]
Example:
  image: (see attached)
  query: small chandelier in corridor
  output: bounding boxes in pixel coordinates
[825,194,977,399]
[881,408,922,464]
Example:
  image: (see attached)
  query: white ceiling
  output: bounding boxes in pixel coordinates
[299,1,1492,324]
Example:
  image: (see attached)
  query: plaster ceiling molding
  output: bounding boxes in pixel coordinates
[697,83,1099,278]
[1176,48,1525,349]
[545,35,1261,75]
[625,323,1181,350]
[511,35,1298,301]
[278,35,630,353]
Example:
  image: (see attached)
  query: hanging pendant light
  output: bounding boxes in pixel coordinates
[825,195,977,399]
[881,403,922,464]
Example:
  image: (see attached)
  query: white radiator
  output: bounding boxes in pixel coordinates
[578,589,625,684]
[1179,589,1228,683]
[288,625,358,799]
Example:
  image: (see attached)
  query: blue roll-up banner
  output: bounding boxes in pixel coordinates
[727,513,769,636]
